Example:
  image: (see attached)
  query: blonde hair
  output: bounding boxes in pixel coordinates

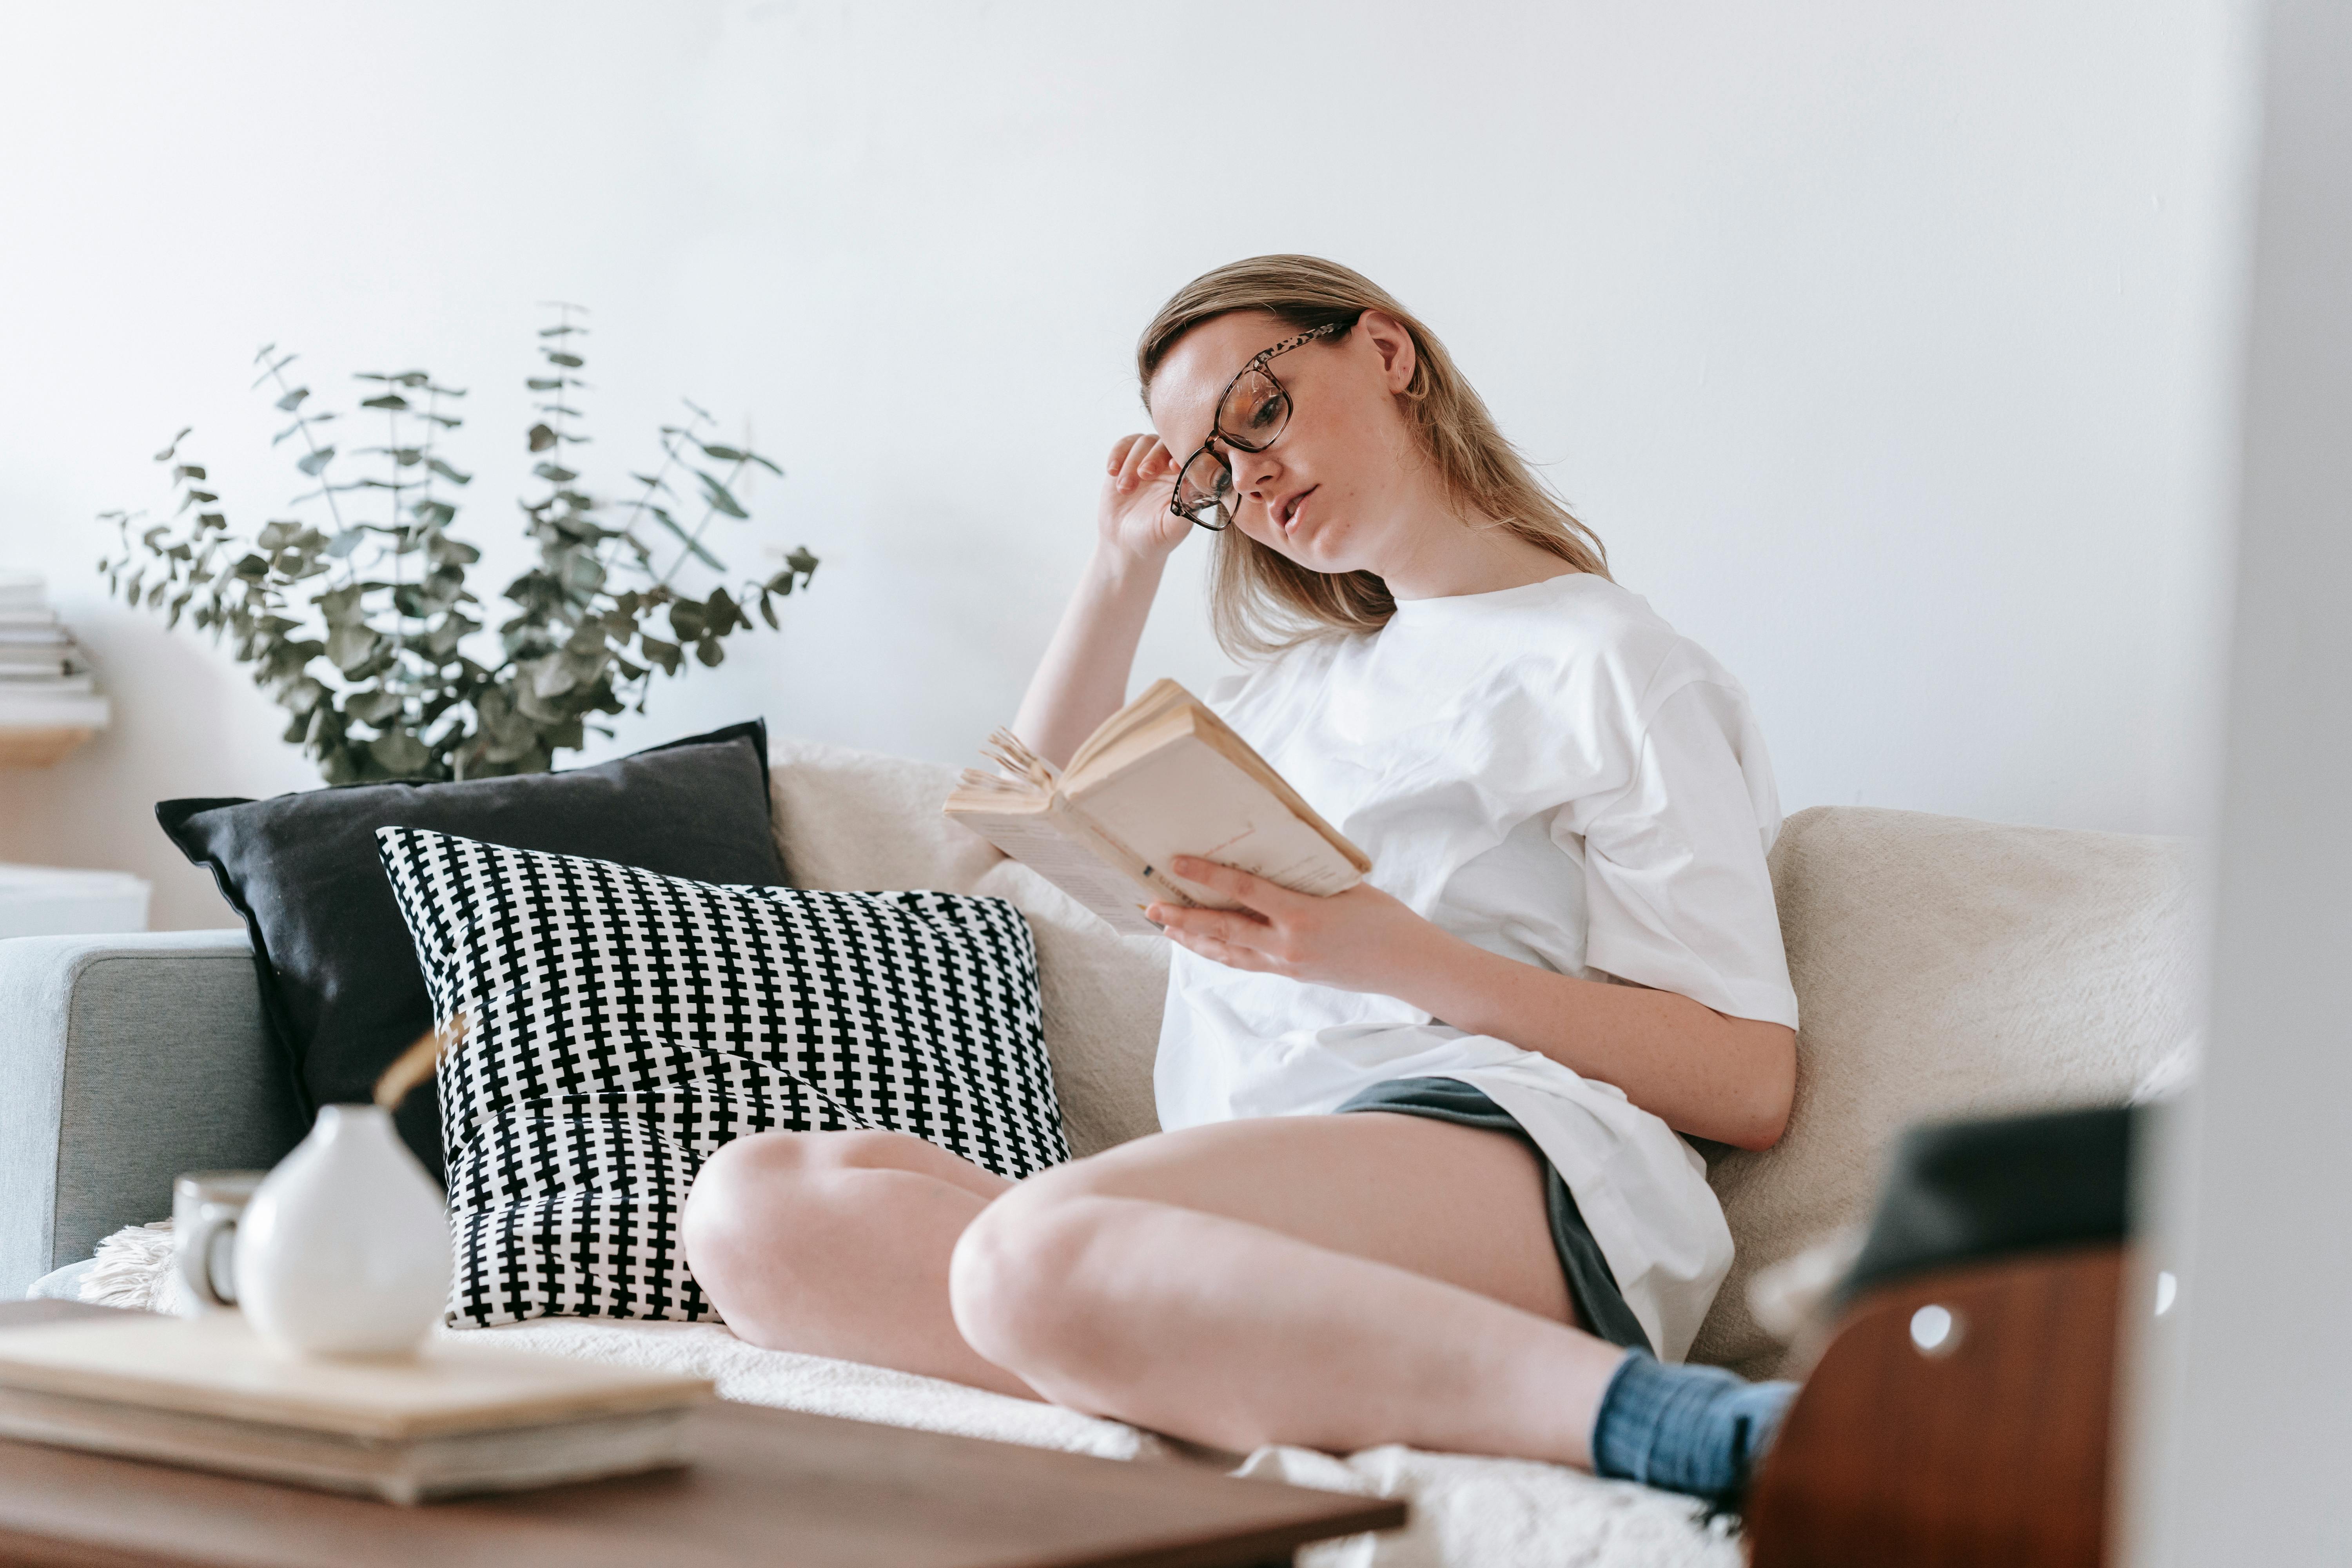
[1138,255,1608,659]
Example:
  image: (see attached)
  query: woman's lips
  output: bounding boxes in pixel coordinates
[1280,486,1318,532]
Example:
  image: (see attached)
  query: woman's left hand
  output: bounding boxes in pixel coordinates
[1145,856,1458,996]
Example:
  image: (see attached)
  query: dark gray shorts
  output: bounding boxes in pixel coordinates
[1334,1075,1653,1354]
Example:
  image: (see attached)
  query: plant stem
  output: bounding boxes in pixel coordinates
[654,452,752,590]
[388,397,407,671]
[264,359,363,595]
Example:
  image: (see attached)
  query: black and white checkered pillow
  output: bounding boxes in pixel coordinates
[375,826,1067,1329]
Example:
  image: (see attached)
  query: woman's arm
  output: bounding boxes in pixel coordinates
[1149,858,1797,1151]
[1011,435,1193,769]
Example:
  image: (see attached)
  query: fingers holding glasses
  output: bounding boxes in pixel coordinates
[1098,434,1191,561]
[1104,432,1150,484]
[1111,434,1171,492]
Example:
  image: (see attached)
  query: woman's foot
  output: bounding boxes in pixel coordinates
[1588,1351,1797,1505]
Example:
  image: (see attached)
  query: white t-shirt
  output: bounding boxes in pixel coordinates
[1154,572,1798,1360]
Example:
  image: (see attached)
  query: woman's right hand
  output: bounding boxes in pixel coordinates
[1097,434,1193,565]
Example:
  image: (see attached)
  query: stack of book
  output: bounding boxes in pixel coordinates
[0,572,109,766]
[0,1312,715,1504]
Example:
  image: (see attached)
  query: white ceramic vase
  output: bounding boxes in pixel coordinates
[234,1104,451,1358]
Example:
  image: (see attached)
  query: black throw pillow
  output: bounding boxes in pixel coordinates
[159,722,789,1181]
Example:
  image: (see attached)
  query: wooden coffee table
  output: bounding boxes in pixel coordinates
[0,1302,1403,1567]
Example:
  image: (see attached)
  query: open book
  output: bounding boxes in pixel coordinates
[944,678,1371,936]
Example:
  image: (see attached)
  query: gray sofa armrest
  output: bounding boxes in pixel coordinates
[0,929,308,1298]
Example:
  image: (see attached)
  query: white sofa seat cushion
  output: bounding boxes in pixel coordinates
[1693,806,2198,1374]
[477,1315,1738,1568]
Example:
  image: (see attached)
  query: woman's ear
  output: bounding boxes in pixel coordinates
[1357,310,1419,394]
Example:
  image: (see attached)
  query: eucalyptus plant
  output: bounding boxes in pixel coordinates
[100,307,815,783]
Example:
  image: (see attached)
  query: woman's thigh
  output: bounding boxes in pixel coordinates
[1025,1113,1574,1328]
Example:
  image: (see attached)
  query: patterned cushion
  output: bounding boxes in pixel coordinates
[375,826,1067,1329]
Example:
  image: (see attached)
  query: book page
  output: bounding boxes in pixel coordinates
[1067,734,1364,907]
[947,807,1164,936]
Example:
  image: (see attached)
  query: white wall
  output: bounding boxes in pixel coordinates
[0,0,2250,931]
[2129,2,2352,1561]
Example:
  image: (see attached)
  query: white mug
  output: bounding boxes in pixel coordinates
[172,1170,265,1311]
[234,1104,451,1358]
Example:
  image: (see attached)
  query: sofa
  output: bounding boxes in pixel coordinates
[0,736,2200,1565]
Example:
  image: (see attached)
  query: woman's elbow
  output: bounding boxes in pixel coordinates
[1716,1021,1797,1152]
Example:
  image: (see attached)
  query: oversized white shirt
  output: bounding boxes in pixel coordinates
[1154,572,1798,1360]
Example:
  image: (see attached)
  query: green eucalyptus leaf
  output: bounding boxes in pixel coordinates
[326,622,380,673]
[545,351,584,368]
[370,728,430,777]
[639,635,682,676]
[347,688,403,725]
[316,582,367,624]
[359,393,409,411]
[531,657,579,698]
[296,446,336,476]
[528,423,557,452]
[695,469,748,519]
[532,461,578,485]
[426,457,472,485]
[281,677,330,717]
[276,387,309,412]
[426,533,480,567]
[706,587,743,634]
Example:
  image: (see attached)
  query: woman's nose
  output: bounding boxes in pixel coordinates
[1228,444,1281,502]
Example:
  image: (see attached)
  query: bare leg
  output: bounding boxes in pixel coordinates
[681,1129,1033,1398]
[686,1114,1633,1465]
[947,1113,1628,1466]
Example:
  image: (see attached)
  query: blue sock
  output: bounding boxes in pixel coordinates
[1588,1350,1797,1505]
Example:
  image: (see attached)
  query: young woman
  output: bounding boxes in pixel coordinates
[684,256,1800,1503]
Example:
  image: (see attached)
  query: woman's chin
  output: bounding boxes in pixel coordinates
[1274,514,1343,569]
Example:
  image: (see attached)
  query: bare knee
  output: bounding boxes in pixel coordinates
[947,1185,1131,1392]
[683,1130,936,1294]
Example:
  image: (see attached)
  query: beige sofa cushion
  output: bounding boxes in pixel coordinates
[768,741,2198,1375]
[767,737,1166,1159]
[1691,806,2199,1374]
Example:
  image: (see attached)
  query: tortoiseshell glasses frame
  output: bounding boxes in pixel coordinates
[1167,322,1345,532]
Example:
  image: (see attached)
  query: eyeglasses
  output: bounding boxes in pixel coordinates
[1167,322,1345,531]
